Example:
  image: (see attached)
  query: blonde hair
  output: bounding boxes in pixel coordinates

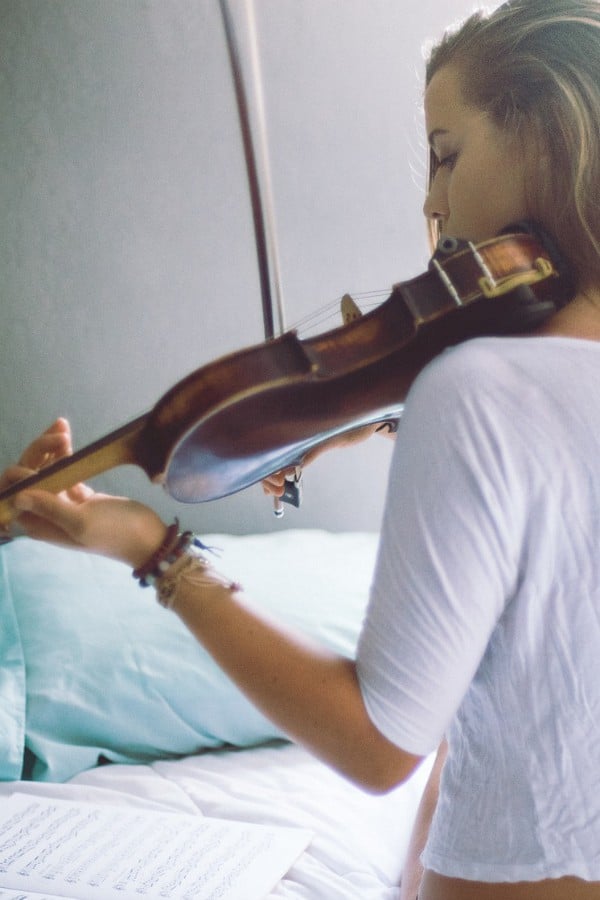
[426,0,600,290]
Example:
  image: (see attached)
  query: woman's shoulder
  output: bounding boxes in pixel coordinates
[406,333,599,434]
[402,335,569,434]
[426,334,538,373]
[409,336,522,401]
[412,333,587,395]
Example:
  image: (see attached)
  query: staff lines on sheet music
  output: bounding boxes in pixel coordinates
[183,831,275,900]
[133,826,220,895]
[28,810,113,884]
[63,812,139,885]
[1,805,82,874]
[0,803,56,867]
[151,822,246,895]
[23,808,92,877]
[112,828,199,892]
[88,819,160,888]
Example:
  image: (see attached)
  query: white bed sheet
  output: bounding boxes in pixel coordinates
[0,741,433,899]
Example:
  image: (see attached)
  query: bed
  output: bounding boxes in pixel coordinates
[0,529,432,899]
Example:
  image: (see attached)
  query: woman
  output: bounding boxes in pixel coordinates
[3,1,600,896]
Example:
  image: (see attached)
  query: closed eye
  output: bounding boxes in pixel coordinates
[438,152,458,171]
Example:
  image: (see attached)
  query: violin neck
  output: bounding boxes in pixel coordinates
[0,414,148,528]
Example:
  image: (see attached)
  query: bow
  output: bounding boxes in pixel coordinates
[219,0,302,514]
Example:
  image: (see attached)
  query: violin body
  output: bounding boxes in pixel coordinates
[0,226,571,525]
[145,227,569,502]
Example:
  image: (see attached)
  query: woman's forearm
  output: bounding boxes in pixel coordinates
[171,577,422,793]
[7,464,421,793]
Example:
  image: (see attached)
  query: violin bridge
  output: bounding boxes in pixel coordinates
[341,293,362,324]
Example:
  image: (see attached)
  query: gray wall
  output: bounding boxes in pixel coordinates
[1,0,483,535]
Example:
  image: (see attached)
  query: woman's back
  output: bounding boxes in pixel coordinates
[420,871,600,899]
[359,336,600,884]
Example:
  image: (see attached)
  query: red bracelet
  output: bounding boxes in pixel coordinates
[133,520,218,590]
[133,520,194,587]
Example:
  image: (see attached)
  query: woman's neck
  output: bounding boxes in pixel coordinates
[536,289,600,340]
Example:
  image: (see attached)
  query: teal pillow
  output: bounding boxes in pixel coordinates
[0,552,26,780]
[0,530,377,782]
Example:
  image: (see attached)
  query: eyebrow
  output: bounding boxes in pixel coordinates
[427,128,449,148]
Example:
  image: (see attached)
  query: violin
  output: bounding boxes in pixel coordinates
[0,223,572,529]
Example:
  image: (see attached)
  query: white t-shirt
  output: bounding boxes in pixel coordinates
[357,335,600,882]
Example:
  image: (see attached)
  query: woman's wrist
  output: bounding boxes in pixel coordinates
[122,514,170,570]
[129,519,243,610]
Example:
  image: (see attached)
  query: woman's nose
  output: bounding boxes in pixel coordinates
[423,175,448,224]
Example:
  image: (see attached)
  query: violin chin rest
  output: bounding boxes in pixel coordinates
[490,287,560,334]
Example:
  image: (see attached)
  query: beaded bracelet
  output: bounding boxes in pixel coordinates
[132,519,241,608]
[133,519,197,588]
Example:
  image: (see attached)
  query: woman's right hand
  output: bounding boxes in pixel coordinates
[262,466,300,499]
[261,421,395,498]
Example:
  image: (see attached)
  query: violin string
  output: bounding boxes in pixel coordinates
[287,288,391,336]
[219,4,393,342]
[291,292,389,333]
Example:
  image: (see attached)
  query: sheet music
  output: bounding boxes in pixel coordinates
[0,888,70,900]
[0,891,63,899]
[0,794,312,900]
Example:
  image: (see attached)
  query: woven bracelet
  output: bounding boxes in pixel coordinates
[132,519,240,607]
[155,553,242,609]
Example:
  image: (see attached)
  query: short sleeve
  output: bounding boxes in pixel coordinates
[357,343,526,755]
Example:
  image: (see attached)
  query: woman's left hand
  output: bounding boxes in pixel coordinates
[4,418,167,568]
[13,488,168,569]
